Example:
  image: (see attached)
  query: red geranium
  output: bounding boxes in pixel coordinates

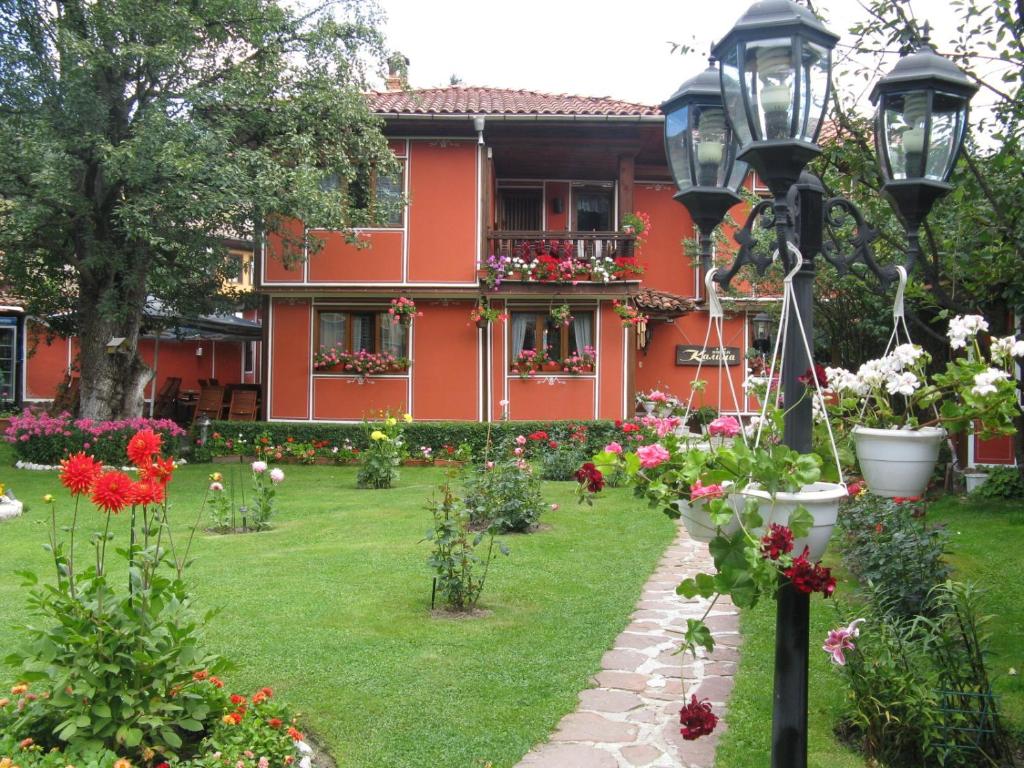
[230,693,246,706]
[797,364,829,388]
[126,428,162,467]
[528,431,548,441]
[760,524,794,561]
[784,547,836,597]
[90,471,133,514]
[59,452,103,496]
[575,462,605,493]
[287,726,304,741]
[268,717,283,729]
[679,695,718,740]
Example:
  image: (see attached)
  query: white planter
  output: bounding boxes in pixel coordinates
[731,482,847,560]
[964,471,989,493]
[0,498,23,521]
[676,497,740,543]
[852,426,946,498]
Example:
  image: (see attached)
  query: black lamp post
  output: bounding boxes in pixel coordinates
[752,311,773,354]
[664,4,976,767]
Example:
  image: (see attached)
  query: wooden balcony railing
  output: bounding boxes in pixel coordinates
[487,231,636,261]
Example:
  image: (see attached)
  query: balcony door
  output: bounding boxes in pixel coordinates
[572,185,614,231]
[497,188,542,232]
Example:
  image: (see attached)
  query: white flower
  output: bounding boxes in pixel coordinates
[299,757,312,768]
[948,314,988,349]
[296,741,313,755]
[972,368,1010,396]
[992,335,1024,360]
[892,343,924,367]
[251,460,268,473]
[269,467,285,484]
[857,360,887,388]
[209,481,224,492]
[885,371,920,397]
[743,375,768,393]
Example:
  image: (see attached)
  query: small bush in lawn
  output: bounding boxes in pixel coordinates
[829,582,1013,767]
[968,465,1024,499]
[205,463,285,533]
[540,442,588,480]
[424,482,508,612]
[357,410,409,489]
[463,438,544,532]
[836,492,949,617]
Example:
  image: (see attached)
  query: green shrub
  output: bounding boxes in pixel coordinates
[424,483,508,611]
[968,465,1024,499]
[836,493,950,617]
[462,457,544,533]
[539,443,588,481]
[192,419,628,463]
[356,411,407,489]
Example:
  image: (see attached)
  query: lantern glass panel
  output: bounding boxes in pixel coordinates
[742,38,796,142]
[798,41,831,143]
[927,91,968,181]
[693,104,730,186]
[882,93,919,179]
[720,52,752,147]
[665,104,693,191]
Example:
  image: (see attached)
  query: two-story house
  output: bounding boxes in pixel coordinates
[257,82,769,424]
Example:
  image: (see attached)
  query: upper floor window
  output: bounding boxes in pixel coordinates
[510,310,594,363]
[321,162,405,229]
[573,185,613,231]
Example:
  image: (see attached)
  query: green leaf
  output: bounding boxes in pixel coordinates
[787,505,814,539]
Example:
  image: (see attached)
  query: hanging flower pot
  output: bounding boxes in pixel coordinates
[852,425,945,498]
[731,482,847,560]
[675,497,740,543]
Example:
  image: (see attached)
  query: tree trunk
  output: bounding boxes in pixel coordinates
[76,275,153,420]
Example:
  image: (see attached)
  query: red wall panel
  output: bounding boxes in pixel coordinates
[411,302,478,420]
[598,302,626,419]
[269,298,311,419]
[263,220,305,283]
[507,377,596,421]
[25,322,70,400]
[312,377,408,420]
[306,231,403,283]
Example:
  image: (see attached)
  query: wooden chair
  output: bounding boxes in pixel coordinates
[226,389,258,421]
[153,377,181,419]
[192,385,226,424]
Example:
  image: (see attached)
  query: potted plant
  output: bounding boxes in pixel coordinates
[612,300,649,328]
[512,349,541,378]
[826,315,1024,497]
[549,303,573,327]
[388,296,421,326]
[620,211,652,256]
[313,345,345,371]
[469,302,505,329]
[561,346,596,374]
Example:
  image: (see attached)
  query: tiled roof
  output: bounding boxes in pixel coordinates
[366,86,660,117]
[634,288,696,315]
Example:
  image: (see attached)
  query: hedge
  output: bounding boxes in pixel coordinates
[191,419,626,462]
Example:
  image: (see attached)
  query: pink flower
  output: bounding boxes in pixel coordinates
[269,467,285,484]
[515,435,527,446]
[485,461,495,469]
[648,390,668,403]
[604,441,623,454]
[690,480,724,500]
[823,619,865,665]
[708,416,741,437]
[636,443,670,469]
[550,503,560,511]
[513,447,524,456]
[251,460,268,473]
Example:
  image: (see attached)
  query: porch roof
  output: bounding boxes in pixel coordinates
[367,86,660,118]
[634,288,697,318]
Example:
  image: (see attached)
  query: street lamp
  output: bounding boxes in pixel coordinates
[662,59,750,272]
[665,4,976,768]
[752,311,773,354]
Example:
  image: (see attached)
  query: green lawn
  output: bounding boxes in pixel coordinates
[716,494,1024,767]
[0,456,676,768]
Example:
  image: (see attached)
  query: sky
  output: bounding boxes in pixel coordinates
[373,0,1002,127]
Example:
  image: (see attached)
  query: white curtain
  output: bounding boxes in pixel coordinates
[352,313,374,352]
[512,313,535,356]
[320,312,346,349]
[574,313,593,355]
[380,312,407,358]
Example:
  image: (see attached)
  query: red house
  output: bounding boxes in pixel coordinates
[256,84,783,424]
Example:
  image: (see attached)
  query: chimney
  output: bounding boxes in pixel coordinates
[386,54,409,91]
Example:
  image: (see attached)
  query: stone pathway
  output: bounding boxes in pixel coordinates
[515,522,740,768]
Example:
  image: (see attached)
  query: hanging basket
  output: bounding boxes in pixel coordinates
[731,482,847,560]
[852,425,945,498]
[675,497,740,543]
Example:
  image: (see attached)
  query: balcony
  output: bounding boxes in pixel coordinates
[483,231,641,290]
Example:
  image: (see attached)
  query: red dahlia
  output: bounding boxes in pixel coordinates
[90,471,133,514]
[140,455,176,487]
[127,479,165,508]
[126,428,162,467]
[59,452,103,496]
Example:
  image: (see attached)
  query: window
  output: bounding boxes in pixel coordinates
[320,162,405,228]
[243,341,256,375]
[497,188,543,231]
[573,186,614,231]
[510,311,594,364]
[315,309,409,362]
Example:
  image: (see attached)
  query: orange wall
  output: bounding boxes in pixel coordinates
[975,435,1015,465]
[307,230,403,283]
[25,323,70,400]
[412,302,478,420]
[508,377,596,421]
[312,376,408,420]
[269,298,311,419]
[139,339,246,399]
[407,141,478,283]
[598,303,626,418]
[545,182,570,231]
[263,220,306,283]
[636,312,750,414]
[636,184,692,296]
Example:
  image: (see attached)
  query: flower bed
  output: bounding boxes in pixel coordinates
[5,410,185,466]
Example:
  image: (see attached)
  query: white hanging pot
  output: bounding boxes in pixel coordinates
[852,426,945,498]
[675,496,740,543]
[731,482,847,560]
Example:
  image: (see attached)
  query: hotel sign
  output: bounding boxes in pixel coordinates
[675,345,741,366]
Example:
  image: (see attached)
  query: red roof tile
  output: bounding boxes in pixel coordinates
[634,288,696,315]
[366,86,659,117]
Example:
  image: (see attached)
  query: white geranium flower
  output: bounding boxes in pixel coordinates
[992,336,1024,360]
[892,343,924,367]
[857,360,887,388]
[885,371,920,397]
[972,368,1010,396]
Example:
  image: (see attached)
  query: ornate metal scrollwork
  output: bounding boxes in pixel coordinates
[712,199,777,289]
[820,196,900,289]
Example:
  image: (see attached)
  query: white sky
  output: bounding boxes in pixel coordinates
[375,0,1002,129]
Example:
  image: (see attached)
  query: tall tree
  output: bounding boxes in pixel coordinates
[0,0,397,418]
